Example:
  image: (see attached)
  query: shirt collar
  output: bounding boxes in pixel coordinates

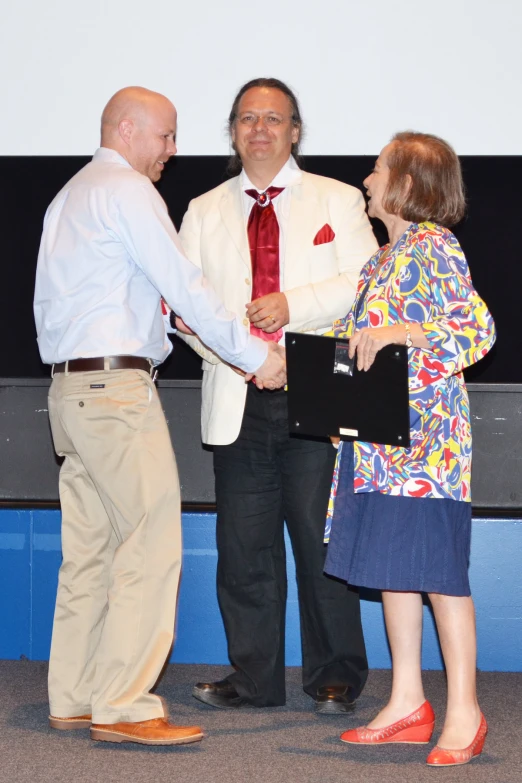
[93,147,133,169]
[240,155,302,193]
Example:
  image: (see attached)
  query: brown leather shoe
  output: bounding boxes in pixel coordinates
[49,714,92,730]
[90,717,204,745]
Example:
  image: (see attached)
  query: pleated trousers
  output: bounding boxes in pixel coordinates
[47,368,181,724]
[213,384,368,706]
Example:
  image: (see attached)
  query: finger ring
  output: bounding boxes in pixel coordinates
[269,314,276,323]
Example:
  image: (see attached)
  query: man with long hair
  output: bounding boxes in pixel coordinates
[178,78,376,713]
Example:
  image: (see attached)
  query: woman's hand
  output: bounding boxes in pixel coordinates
[349,325,407,371]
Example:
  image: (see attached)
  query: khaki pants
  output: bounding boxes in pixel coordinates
[47,368,181,724]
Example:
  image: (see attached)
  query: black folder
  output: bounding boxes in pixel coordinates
[285,332,410,447]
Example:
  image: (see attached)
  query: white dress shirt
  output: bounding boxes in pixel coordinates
[34,148,267,372]
[240,156,301,342]
[240,155,302,278]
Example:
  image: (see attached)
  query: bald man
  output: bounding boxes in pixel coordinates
[34,87,285,746]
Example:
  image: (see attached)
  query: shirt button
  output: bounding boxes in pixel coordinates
[79,401,84,407]
[245,278,251,286]
[243,318,249,326]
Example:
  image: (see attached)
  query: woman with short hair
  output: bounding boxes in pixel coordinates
[325,131,496,767]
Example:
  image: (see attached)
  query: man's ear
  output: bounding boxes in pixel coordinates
[118,118,134,146]
[291,125,300,145]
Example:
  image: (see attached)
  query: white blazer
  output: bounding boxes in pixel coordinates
[178,170,378,445]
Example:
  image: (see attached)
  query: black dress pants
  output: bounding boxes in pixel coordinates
[213,384,368,706]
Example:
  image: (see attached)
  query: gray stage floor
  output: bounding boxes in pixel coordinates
[1,661,520,783]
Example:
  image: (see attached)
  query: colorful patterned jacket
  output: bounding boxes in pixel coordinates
[325,222,496,538]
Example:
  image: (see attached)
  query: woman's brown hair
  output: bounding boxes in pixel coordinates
[383,131,466,227]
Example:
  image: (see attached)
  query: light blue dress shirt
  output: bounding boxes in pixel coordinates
[34,147,267,371]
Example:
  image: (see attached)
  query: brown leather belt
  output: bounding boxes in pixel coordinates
[53,356,153,374]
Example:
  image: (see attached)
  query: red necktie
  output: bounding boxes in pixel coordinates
[245,187,285,343]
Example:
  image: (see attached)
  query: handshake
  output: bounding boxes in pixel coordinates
[246,342,286,391]
[174,314,287,391]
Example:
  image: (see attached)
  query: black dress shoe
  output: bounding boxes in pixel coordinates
[314,685,357,714]
[192,679,248,709]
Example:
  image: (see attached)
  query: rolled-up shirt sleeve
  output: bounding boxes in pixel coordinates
[115,180,267,373]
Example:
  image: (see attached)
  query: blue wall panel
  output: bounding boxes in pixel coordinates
[30,510,61,660]
[471,520,522,672]
[0,510,31,659]
[173,513,227,664]
[0,510,520,671]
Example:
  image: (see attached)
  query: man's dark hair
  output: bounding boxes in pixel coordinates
[226,77,304,176]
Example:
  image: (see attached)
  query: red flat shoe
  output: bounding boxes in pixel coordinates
[426,713,487,767]
[340,701,435,745]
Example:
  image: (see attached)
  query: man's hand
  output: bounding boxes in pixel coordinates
[246,293,289,334]
[248,342,286,390]
[175,315,195,335]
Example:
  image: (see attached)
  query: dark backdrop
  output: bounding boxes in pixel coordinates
[1,155,516,381]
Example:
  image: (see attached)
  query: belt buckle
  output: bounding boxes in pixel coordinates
[51,361,67,377]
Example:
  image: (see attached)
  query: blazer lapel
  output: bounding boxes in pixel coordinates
[219,179,251,272]
[284,175,319,287]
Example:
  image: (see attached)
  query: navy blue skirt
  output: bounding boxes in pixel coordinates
[324,443,472,596]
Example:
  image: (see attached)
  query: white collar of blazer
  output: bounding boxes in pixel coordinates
[219,163,319,274]
[239,155,302,193]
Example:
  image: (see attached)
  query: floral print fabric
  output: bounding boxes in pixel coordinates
[325,222,496,541]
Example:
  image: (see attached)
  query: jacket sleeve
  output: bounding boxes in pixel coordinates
[284,189,378,332]
[173,199,222,366]
[419,232,496,376]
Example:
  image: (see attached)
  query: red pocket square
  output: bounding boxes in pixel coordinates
[313,224,335,245]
